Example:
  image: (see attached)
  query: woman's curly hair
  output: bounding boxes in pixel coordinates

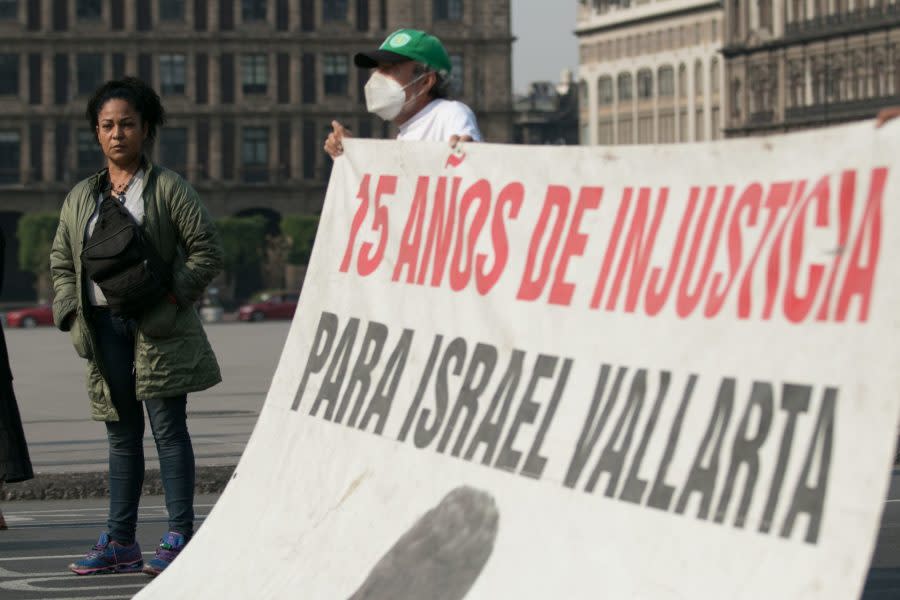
[85,77,166,146]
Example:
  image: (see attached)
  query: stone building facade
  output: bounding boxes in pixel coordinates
[723,0,900,135]
[576,0,726,146]
[0,0,513,299]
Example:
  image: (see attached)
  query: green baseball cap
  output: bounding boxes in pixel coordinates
[354,29,452,76]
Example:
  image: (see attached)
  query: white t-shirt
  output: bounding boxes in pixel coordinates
[85,169,146,306]
[397,99,483,142]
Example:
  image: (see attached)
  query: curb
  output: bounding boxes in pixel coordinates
[2,465,235,501]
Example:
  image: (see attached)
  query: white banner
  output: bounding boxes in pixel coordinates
[141,121,900,599]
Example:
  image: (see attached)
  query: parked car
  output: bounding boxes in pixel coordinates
[238,291,299,322]
[5,305,54,328]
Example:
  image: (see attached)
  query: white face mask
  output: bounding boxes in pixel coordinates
[364,71,428,121]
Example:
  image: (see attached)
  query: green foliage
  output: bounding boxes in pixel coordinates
[281,215,320,265]
[215,215,268,276]
[17,212,60,277]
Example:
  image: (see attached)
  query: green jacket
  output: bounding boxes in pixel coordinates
[50,162,224,421]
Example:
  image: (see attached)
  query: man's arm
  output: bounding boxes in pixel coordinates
[324,120,353,159]
[876,107,900,128]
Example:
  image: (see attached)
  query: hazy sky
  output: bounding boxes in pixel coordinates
[511,0,578,93]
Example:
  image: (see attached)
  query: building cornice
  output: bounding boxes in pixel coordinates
[722,14,900,57]
[576,0,722,37]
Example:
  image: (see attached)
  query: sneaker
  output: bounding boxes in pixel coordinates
[142,531,187,577]
[68,532,143,575]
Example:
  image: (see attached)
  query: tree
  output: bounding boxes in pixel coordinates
[215,215,268,300]
[17,212,59,301]
[281,215,320,265]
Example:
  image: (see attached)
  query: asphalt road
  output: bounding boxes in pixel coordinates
[7,321,289,473]
[0,494,218,600]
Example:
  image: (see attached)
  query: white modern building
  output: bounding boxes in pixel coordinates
[576,0,726,145]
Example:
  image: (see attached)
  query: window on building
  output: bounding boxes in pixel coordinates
[788,61,805,107]
[54,122,69,181]
[598,77,613,105]
[449,54,464,95]
[138,53,153,86]
[0,54,18,96]
[27,0,40,29]
[219,0,234,29]
[196,119,209,179]
[617,116,633,144]
[77,54,103,96]
[759,0,773,30]
[241,54,268,95]
[194,0,207,30]
[54,54,68,104]
[221,53,235,103]
[160,54,186,94]
[695,108,704,141]
[110,0,124,28]
[357,0,369,30]
[617,72,632,101]
[159,127,187,175]
[679,109,688,142]
[324,0,348,20]
[29,123,42,181]
[77,129,102,179]
[276,0,289,29]
[711,107,720,140]
[323,54,349,95]
[278,121,290,180]
[222,119,235,180]
[28,53,40,104]
[598,120,613,145]
[710,59,719,94]
[242,127,269,183]
[196,53,208,103]
[112,53,125,78]
[637,69,653,99]
[242,0,266,22]
[76,0,101,20]
[302,120,316,179]
[637,115,653,143]
[159,0,185,20]
[302,54,316,103]
[0,130,20,184]
[301,0,314,31]
[730,77,742,118]
[434,0,462,21]
[277,53,290,103]
[659,112,675,143]
[694,60,704,95]
[0,0,17,20]
[136,0,151,30]
[53,0,67,30]
[658,66,674,97]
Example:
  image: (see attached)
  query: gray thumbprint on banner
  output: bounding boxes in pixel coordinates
[348,486,500,600]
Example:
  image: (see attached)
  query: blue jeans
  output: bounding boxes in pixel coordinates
[91,308,195,545]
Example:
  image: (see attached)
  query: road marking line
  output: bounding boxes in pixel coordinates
[7,503,216,516]
[0,552,155,563]
[0,575,145,592]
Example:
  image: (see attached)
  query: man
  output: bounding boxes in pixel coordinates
[324,29,481,158]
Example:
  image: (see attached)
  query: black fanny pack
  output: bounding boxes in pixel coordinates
[81,179,172,317]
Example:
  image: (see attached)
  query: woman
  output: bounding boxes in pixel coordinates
[0,228,35,530]
[50,77,223,577]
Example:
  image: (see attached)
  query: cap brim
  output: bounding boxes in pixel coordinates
[354,50,411,69]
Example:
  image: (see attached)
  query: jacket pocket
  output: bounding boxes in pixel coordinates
[140,298,178,338]
[69,311,93,360]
